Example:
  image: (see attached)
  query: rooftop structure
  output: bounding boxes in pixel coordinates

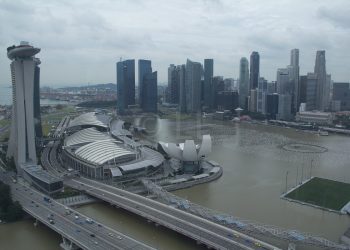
[21,163,63,195]
[296,111,333,125]
[67,112,110,130]
[61,115,164,180]
[7,41,41,170]
[64,127,111,147]
[74,140,136,166]
[158,135,211,162]
[7,41,40,60]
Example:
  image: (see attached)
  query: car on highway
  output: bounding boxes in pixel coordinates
[90,233,95,238]
[49,219,54,225]
[85,218,93,224]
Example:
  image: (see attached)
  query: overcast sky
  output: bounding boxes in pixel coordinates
[0,0,349,87]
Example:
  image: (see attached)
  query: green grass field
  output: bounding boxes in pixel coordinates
[286,177,350,211]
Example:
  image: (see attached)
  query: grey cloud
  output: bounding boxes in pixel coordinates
[0,0,349,85]
[317,6,350,29]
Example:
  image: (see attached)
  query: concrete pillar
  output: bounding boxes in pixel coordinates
[60,236,79,250]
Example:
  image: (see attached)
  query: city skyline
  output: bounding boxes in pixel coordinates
[0,0,350,86]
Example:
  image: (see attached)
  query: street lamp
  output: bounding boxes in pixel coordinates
[285,171,289,194]
[310,159,314,179]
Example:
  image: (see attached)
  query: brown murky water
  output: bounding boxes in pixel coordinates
[1,119,349,250]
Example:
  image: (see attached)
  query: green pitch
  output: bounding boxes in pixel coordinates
[285,177,350,211]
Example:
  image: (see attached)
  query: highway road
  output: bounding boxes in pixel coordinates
[6,176,155,250]
[66,177,280,250]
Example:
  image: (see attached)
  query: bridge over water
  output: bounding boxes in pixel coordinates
[2,174,154,250]
[65,177,281,250]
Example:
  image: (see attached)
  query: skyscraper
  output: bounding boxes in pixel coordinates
[117,59,135,113]
[305,73,318,111]
[276,67,292,95]
[178,65,187,113]
[33,59,42,141]
[167,64,180,104]
[238,57,249,109]
[6,42,40,169]
[257,77,268,114]
[332,82,350,111]
[249,89,257,112]
[314,50,329,111]
[204,59,213,109]
[185,59,202,113]
[277,94,292,120]
[266,93,279,119]
[138,59,152,107]
[290,49,300,113]
[212,76,225,110]
[250,52,260,90]
[142,71,158,112]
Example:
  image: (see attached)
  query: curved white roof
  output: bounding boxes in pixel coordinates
[64,127,111,147]
[68,112,110,129]
[74,140,136,165]
[118,147,164,173]
[159,135,211,161]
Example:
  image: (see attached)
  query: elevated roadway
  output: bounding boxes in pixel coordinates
[66,177,280,250]
[4,175,155,250]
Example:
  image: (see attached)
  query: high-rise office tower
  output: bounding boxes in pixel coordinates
[238,57,249,109]
[185,59,202,113]
[332,82,350,111]
[276,67,292,95]
[33,63,42,141]
[178,65,187,113]
[314,50,329,111]
[204,59,214,109]
[249,89,258,112]
[305,73,318,111]
[250,52,260,90]
[277,94,292,121]
[138,59,152,108]
[257,77,268,114]
[266,93,279,119]
[290,49,300,113]
[117,59,135,113]
[299,75,308,105]
[212,76,225,110]
[6,42,40,169]
[167,64,180,104]
[142,71,158,112]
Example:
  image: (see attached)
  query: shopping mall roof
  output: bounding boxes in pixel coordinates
[64,127,111,147]
[68,112,110,129]
[118,147,164,173]
[74,140,136,165]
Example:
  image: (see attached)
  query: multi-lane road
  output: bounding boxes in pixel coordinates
[7,177,155,250]
[66,177,280,250]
